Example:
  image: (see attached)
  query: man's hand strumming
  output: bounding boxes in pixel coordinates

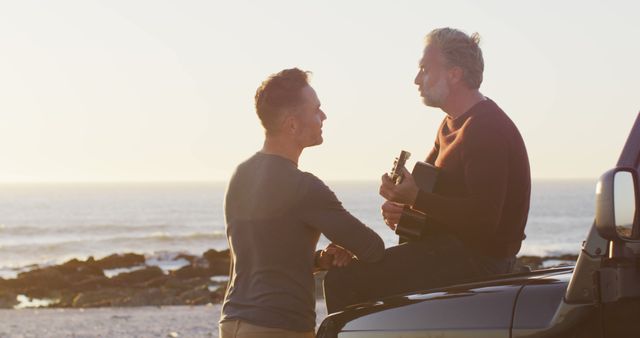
[381,200,404,230]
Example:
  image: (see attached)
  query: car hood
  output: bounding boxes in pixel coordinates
[318,267,573,335]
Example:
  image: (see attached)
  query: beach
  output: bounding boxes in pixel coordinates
[0,254,576,337]
[0,303,329,338]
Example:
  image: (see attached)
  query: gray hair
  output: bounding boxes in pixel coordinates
[426,28,484,89]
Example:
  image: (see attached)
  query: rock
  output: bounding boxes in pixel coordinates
[2,250,240,308]
[0,278,18,290]
[178,285,211,305]
[163,277,209,291]
[110,266,164,286]
[172,265,212,279]
[210,285,226,303]
[202,249,231,276]
[209,260,230,276]
[0,289,17,309]
[203,249,229,261]
[58,258,105,277]
[72,276,112,291]
[16,267,70,292]
[23,287,55,299]
[72,288,135,308]
[50,290,77,308]
[95,253,146,270]
[142,275,172,288]
[72,287,185,308]
[58,258,88,271]
[516,256,544,270]
[546,254,578,261]
[11,259,107,298]
[515,254,578,271]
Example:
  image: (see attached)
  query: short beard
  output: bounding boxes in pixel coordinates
[422,77,449,108]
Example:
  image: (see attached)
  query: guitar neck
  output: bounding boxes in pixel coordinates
[390,150,411,184]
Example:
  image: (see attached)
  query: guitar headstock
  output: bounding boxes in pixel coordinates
[390,150,411,184]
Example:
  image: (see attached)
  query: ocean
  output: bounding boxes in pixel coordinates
[0,180,596,278]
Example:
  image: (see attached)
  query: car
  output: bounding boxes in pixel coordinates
[316,112,640,338]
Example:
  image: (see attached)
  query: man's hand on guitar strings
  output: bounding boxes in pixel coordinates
[381,200,404,230]
[379,167,419,205]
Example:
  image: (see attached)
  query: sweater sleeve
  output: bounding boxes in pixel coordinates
[298,175,385,262]
[413,121,509,238]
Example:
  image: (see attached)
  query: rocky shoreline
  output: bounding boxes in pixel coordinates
[0,249,231,309]
[0,251,577,309]
[516,254,578,270]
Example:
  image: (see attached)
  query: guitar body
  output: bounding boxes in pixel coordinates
[396,206,428,243]
[389,154,440,243]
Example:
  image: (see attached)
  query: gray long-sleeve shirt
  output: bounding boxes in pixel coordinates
[221,152,385,331]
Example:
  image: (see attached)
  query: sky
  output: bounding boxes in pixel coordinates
[0,0,638,183]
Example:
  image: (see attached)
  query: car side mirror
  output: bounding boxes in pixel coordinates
[595,167,640,241]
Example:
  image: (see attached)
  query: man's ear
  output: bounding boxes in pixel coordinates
[281,113,298,135]
[448,66,464,85]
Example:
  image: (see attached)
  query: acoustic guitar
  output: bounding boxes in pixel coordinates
[388,150,440,243]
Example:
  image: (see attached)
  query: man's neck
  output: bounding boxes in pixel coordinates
[441,89,485,119]
[261,136,302,165]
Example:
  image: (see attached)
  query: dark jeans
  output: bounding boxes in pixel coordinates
[323,234,515,313]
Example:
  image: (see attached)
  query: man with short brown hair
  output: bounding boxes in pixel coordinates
[220,68,385,337]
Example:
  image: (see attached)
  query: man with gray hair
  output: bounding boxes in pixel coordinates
[324,28,531,313]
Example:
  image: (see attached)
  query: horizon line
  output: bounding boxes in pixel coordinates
[0,177,598,185]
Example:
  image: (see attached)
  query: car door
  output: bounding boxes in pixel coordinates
[601,112,640,337]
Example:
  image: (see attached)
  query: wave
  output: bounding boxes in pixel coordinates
[0,223,196,236]
[519,241,582,257]
[146,231,226,241]
[0,231,227,253]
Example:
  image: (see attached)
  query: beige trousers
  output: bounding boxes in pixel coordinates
[219,319,315,338]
